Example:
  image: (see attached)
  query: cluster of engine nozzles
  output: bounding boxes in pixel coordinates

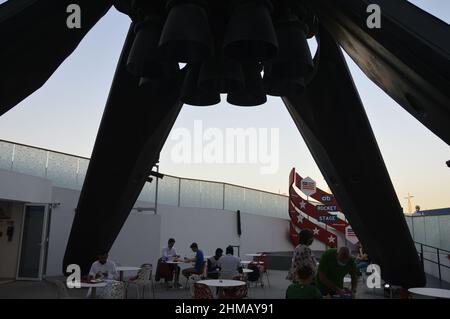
[126,0,315,106]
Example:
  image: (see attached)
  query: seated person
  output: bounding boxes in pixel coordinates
[316,247,357,298]
[286,264,323,299]
[182,242,205,278]
[218,246,242,279]
[162,238,180,262]
[88,252,117,281]
[355,244,370,272]
[86,252,117,298]
[207,248,223,279]
[157,238,181,287]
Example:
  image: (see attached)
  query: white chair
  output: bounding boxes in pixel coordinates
[126,264,155,299]
[184,261,207,291]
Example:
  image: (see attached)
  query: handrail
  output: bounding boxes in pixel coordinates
[415,241,450,282]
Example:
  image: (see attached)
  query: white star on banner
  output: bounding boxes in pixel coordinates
[300,201,306,209]
[328,236,336,244]
[313,228,320,235]
[297,213,304,224]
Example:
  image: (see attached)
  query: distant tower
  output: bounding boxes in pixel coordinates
[404,193,414,214]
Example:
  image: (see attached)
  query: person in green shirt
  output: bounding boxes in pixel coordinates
[316,247,357,298]
[286,264,322,299]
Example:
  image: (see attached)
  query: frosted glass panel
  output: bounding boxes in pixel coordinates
[277,195,289,220]
[224,184,245,212]
[12,145,47,177]
[0,141,13,170]
[405,217,414,239]
[199,181,223,210]
[412,217,426,244]
[138,181,156,203]
[243,188,262,216]
[438,215,450,250]
[77,158,89,189]
[180,179,201,208]
[158,176,179,206]
[46,152,78,189]
[424,216,440,248]
[180,180,224,209]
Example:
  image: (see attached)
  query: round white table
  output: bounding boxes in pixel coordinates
[197,279,247,287]
[408,288,450,299]
[197,279,247,298]
[165,261,184,264]
[80,282,108,299]
[116,266,141,281]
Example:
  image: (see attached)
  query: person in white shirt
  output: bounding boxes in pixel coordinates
[159,238,182,287]
[218,246,242,279]
[86,252,117,298]
[162,238,179,261]
[88,252,117,281]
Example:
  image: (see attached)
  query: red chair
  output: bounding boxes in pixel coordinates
[223,275,248,299]
[193,283,213,299]
[155,258,175,286]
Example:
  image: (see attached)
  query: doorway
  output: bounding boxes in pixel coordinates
[16,204,49,280]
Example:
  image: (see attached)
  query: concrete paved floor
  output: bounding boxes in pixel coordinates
[2,270,437,299]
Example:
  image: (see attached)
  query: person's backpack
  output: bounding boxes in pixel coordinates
[247,264,260,282]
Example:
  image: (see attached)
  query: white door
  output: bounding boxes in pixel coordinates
[16,204,49,280]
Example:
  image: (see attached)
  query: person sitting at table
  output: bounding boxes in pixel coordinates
[207,248,223,279]
[156,238,181,287]
[286,264,323,299]
[218,246,242,279]
[316,247,357,298]
[162,238,179,261]
[86,252,117,298]
[88,252,117,281]
[182,242,205,279]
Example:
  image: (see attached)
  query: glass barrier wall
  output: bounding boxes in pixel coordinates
[0,140,290,220]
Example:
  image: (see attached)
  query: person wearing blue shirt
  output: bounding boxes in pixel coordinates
[182,242,205,278]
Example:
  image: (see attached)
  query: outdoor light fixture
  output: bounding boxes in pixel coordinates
[149,170,165,179]
[122,0,317,106]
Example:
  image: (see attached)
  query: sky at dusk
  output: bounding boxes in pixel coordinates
[0,0,449,211]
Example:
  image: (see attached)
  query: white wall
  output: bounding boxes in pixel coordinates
[0,201,24,278]
[45,189,295,276]
[45,187,79,276]
[46,187,163,276]
[159,204,293,259]
[109,212,161,269]
[0,168,52,203]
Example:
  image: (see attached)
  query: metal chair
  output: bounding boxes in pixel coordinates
[126,264,155,298]
[223,274,248,299]
[193,283,214,299]
[185,261,207,290]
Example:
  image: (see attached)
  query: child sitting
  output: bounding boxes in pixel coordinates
[286,264,322,299]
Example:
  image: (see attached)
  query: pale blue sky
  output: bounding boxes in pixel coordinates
[0,0,449,210]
